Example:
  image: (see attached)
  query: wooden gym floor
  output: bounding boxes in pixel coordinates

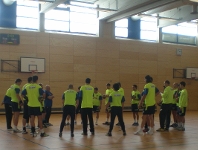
[0,111,198,150]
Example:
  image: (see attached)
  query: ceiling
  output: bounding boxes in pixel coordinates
[39,0,198,27]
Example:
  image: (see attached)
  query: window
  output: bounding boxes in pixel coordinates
[115,19,128,37]
[45,9,69,32]
[162,22,197,45]
[16,1,39,30]
[45,2,97,34]
[140,17,157,41]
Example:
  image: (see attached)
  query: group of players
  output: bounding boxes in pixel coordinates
[2,74,188,137]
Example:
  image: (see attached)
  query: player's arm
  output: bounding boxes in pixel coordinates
[155,87,160,96]
[21,89,27,104]
[62,94,65,106]
[138,89,148,108]
[121,96,125,110]
[15,88,23,106]
[75,93,79,109]
[99,95,102,109]
[106,96,112,109]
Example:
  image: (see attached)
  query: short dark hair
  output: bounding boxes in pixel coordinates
[78,86,81,90]
[85,78,91,84]
[180,81,186,87]
[117,82,121,87]
[94,87,98,91]
[15,78,22,83]
[113,83,120,91]
[39,83,43,87]
[32,75,38,82]
[106,83,110,86]
[145,75,152,83]
[133,85,137,89]
[28,77,32,83]
[165,80,170,85]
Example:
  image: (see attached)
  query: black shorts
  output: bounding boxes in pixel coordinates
[28,107,42,116]
[41,107,46,113]
[12,102,21,112]
[93,106,100,113]
[76,103,81,114]
[143,105,155,115]
[23,101,29,119]
[172,104,177,111]
[131,104,139,112]
[177,107,186,116]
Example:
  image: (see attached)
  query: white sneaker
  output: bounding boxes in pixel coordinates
[146,129,154,135]
[13,129,22,133]
[134,130,143,135]
[26,125,31,129]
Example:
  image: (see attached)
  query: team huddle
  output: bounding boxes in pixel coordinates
[2,75,188,137]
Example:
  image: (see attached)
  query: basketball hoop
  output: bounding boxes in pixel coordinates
[31,70,38,75]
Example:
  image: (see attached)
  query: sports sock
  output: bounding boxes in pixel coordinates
[96,118,98,123]
[41,129,44,134]
[14,125,17,130]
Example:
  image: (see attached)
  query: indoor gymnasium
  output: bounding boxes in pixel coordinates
[0,0,198,149]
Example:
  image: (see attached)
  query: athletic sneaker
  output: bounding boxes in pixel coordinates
[106,132,112,136]
[134,130,143,135]
[156,128,165,132]
[22,130,28,134]
[147,129,154,135]
[71,133,74,137]
[48,123,53,126]
[26,125,31,129]
[13,129,22,133]
[81,132,87,136]
[32,132,37,137]
[132,122,136,126]
[59,132,62,137]
[102,122,110,125]
[178,127,185,131]
[40,132,49,137]
[143,128,149,132]
[116,122,120,126]
[95,122,98,125]
[164,128,169,132]
[7,127,13,131]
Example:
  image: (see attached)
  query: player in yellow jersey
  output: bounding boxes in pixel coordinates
[103,83,113,125]
[93,87,102,125]
[11,78,23,133]
[131,85,141,126]
[59,84,79,137]
[80,78,95,135]
[106,83,126,136]
[21,76,48,137]
[176,81,188,131]
[21,77,32,134]
[156,80,174,132]
[134,75,159,135]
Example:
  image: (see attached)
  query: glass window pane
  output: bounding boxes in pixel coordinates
[69,1,96,13]
[70,12,96,24]
[178,26,197,36]
[141,17,157,22]
[115,19,128,27]
[17,6,38,18]
[17,1,38,7]
[45,10,69,21]
[115,27,128,37]
[140,31,157,41]
[16,17,38,29]
[141,21,157,31]
[162,25,178,34]
[45,20,69,31]
[70,22,96,34]
[178,22,197,28]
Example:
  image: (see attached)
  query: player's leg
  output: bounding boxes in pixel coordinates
[95,112,99,125]
[37,107,48,137]
[12,102,21,132]
[106,107,116,136]
[70,106,75,137]
[30,115,36,136]
[65,115,70,126]
[134,114,147,135]
[117,107,126,135]
[165,104,172,130]
[103,106,110,125]
[157,104,166,131]
[22,101,29,134]
[81,108,88,135]
[4,104,12,130]
[87,108,94,135]
[59,106,68,137]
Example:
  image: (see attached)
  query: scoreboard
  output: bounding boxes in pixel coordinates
[0,33,20,45]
